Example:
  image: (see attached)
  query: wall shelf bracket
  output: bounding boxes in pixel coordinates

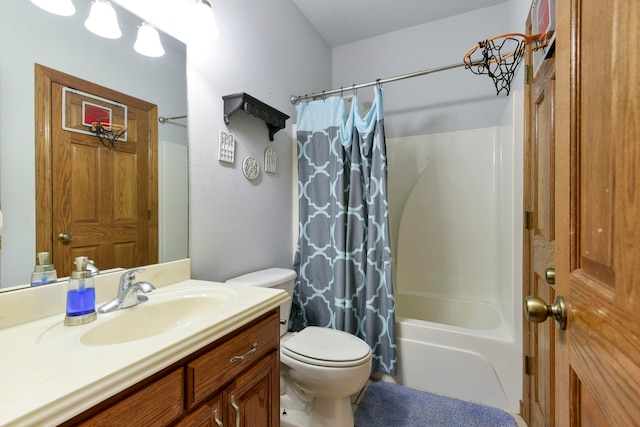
[223,92,289,141]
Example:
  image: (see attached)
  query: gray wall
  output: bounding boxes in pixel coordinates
[186,0,331,281]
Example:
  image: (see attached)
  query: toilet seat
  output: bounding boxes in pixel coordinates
[281,326,371,368]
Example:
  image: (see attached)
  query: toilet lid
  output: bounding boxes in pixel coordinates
[281,327,371,367]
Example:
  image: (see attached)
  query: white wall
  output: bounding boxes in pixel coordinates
[159,141,189,262]
[0,0,187,288]
[185,0,331,281]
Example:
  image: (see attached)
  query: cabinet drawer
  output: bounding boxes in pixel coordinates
[77,368,184,426]
[186,311,279,408]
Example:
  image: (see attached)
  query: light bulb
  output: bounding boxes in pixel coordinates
[30,0,76,16]
[193,0,219,40]
[134,23,165,57]
[84,0,122,39]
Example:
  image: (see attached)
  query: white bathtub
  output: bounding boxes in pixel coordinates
[392,291,520,412]
[396,291,502,330]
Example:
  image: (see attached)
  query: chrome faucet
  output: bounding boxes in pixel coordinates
[86,260,100,276]
[98,268,155,314]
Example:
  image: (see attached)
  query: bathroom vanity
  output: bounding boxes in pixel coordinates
[62,310,280,426]
[0,259,288,427]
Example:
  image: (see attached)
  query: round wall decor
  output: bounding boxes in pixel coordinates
[242,155,260,180]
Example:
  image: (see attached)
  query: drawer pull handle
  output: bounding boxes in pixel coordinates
[231,395,240,427]
[214,409,223,426]
[230,342,258,363]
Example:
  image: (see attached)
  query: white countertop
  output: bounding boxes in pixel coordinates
[0,278,288,427]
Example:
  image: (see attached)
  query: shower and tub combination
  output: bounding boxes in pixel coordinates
[290,91,524,412]
[387,91,524,412]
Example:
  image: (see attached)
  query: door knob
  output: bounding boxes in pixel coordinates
[524,295,567,330]
[58,232,72,242]
[545,267,556,284]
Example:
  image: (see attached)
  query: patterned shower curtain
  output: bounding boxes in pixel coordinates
[291,87,397,375]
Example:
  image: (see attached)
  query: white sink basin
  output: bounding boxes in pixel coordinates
[81,295,227,346]
[38,284,239,347]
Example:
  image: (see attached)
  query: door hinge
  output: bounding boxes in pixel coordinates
[525,355,534,375]
[148,129,152,142]
[525,64,533,84]
[525,211,534,230]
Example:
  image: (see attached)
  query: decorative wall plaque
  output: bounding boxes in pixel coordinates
[242,156,260,180]
[265,147,277,174]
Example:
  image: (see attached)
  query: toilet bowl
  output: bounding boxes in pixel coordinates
[226,268,372,427]
[281,326,372,426]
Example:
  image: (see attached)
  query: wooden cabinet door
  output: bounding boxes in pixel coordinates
[224,352,279,427]
[175,394,223,427]
[554,0,640,425]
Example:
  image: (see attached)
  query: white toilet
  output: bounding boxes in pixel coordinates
[226,268,372,427]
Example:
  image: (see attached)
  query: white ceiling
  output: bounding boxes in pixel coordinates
[292,0,508,47]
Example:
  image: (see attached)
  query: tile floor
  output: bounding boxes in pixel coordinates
[351,380,528,426]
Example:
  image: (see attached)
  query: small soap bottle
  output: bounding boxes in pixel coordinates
[64,256,97,326]
[30,252,58,286]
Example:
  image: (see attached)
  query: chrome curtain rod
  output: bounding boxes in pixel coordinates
[290,61,468,105]
[158,115,187,123]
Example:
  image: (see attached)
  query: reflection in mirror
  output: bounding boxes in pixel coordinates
[0,0,188,290]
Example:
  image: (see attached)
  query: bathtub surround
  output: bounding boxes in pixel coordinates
[292,87,396,375]
[387,90,523,412]
[354,381,518,427]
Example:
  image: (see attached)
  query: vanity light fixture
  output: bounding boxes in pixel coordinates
[30,0,76,16]
[134,22,165,57]
[193,0,219,39]
[84,0,122,39]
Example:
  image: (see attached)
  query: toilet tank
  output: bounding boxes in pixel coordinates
[225,268,296,336]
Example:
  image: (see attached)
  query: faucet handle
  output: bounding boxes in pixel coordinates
[119,267,146,289]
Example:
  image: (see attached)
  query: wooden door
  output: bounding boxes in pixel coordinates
[523,53,556,426]
[553,0,640,425]
[224,352,279,427]
[35,65,158,277]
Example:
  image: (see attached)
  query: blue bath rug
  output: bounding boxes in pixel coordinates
[354,381,517,427]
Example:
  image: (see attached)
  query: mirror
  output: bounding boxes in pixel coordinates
[0,0,188,290]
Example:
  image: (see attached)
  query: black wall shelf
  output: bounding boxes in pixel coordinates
[222,92,290,141]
